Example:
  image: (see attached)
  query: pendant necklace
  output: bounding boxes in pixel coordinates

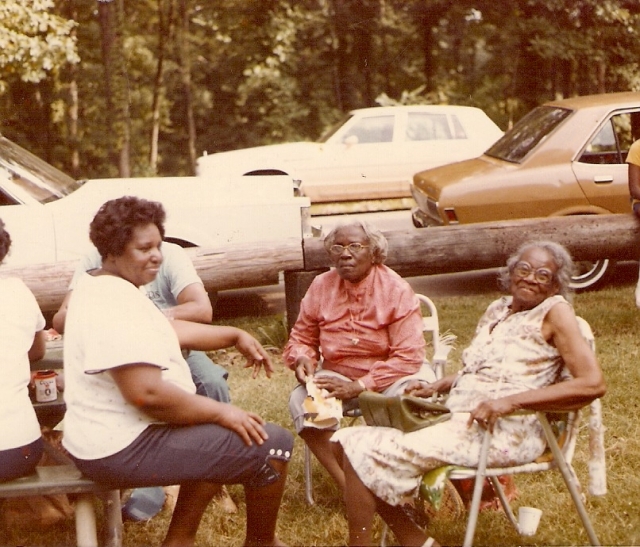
[348,295,361,345]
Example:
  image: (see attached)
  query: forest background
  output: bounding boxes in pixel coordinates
[2,0,640,183]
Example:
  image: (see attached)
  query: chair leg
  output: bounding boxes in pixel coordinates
[463,430,492,547]
[304,444,315,505]
[538,414,600,546]
[489,476,518,531]
[75,493,98,547]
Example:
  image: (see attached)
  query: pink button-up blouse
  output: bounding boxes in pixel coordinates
[283,264,426,391]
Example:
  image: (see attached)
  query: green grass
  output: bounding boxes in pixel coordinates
[3,281,640,546]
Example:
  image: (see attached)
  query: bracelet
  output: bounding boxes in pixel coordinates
[357,379,367,391]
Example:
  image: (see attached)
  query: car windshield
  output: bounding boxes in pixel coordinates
[0,135,82,204]
[485,106,572,163]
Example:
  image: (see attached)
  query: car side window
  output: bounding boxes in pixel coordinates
[580,121,619,164]
[0,189,18,206]
[579,112,640,165]
[406,113,453,141]
[341,115,394,144]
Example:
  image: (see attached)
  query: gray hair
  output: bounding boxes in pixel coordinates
[498,240,575,300]
[323,220,388,264]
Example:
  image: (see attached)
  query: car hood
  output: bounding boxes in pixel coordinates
[197,142,325,178]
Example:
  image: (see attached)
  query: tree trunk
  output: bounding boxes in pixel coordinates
[149,0,174,173]
[97,0,131,177]
[116,0,131,177]
[98,0,116,167]
[178,0,196,175]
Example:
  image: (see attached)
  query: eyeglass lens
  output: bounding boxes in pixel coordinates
[514,262,553,284]
[330,243,368,254]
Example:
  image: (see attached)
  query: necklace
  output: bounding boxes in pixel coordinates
[348,307,360,345]
[347,291,363,345]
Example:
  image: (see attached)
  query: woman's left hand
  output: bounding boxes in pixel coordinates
[468,398,518,432]
[235,332,275,379]
[313,376,362,400]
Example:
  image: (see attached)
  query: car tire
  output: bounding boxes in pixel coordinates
[569,259,615,291]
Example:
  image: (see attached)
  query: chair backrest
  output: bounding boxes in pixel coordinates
[416,294,440,353]
[416,294,454,379]
[534,315,606,496]
[575,316,606,496]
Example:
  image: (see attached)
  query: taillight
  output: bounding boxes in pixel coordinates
[444,208,458,224]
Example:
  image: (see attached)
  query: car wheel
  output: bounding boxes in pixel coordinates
[570,259,615,291]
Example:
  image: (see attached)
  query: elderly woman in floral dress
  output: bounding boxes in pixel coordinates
[332,240,606,547]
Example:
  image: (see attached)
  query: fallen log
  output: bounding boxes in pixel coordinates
[303,214,640,277]
[2,238,304,314]
[4,214,640,315]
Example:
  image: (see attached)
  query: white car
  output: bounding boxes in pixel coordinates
[0,134,310,269]
[196,105,503,205]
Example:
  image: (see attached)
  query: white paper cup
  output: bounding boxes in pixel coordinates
[518,506,542,536]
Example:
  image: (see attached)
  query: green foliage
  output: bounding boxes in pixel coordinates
[1,0,640,179]
[0,0,79,92]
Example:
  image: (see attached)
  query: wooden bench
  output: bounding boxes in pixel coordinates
[0,343,123,547]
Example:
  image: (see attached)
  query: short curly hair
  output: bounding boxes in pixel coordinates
[0,218,11,264]
[498,240,575,301]
[89,196,166,259]
[323,220,388,264]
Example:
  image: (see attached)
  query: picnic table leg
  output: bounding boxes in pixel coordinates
[103,490,123,547]
[75,493,98,547]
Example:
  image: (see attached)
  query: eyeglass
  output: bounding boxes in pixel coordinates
[329,243,370,255]
[513,262,555,285]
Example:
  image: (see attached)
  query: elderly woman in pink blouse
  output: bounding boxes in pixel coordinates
[284,220,427,492]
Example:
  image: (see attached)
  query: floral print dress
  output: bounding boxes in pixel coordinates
[332,294,570,506]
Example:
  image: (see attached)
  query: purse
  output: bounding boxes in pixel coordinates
[358,391,451,433]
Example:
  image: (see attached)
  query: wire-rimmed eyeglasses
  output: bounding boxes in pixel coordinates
[329,243,370,255]
[513,261,555,285]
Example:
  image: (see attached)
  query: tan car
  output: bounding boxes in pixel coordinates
[411,91,640,289]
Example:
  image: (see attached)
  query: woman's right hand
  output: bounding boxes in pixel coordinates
[294,357,316,384]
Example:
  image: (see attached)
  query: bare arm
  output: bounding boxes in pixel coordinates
[162,282,213,323]
[109,364,268,446]
[52,291,73,334]
[28,330,47,362]
[630,163,640,217]
[471,303,606,430]
[629,162,640,201]
[170,320,274,378]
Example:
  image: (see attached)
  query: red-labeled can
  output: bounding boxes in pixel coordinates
[34,370,57,402]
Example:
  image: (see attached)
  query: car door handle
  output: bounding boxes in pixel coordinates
[593,175,613,184]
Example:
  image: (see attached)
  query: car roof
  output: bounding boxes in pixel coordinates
[348,104,485,115]
[544,91,640,111]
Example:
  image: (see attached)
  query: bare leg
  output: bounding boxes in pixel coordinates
[243,459,289,547]
[162,482,220,547]
[343,453,377,546]
[376,500,436,547]
[300,428,345,491]
[636,262,640,308]
[341,446,437,547]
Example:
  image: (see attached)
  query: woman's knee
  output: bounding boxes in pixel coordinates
[246,424,293,488]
